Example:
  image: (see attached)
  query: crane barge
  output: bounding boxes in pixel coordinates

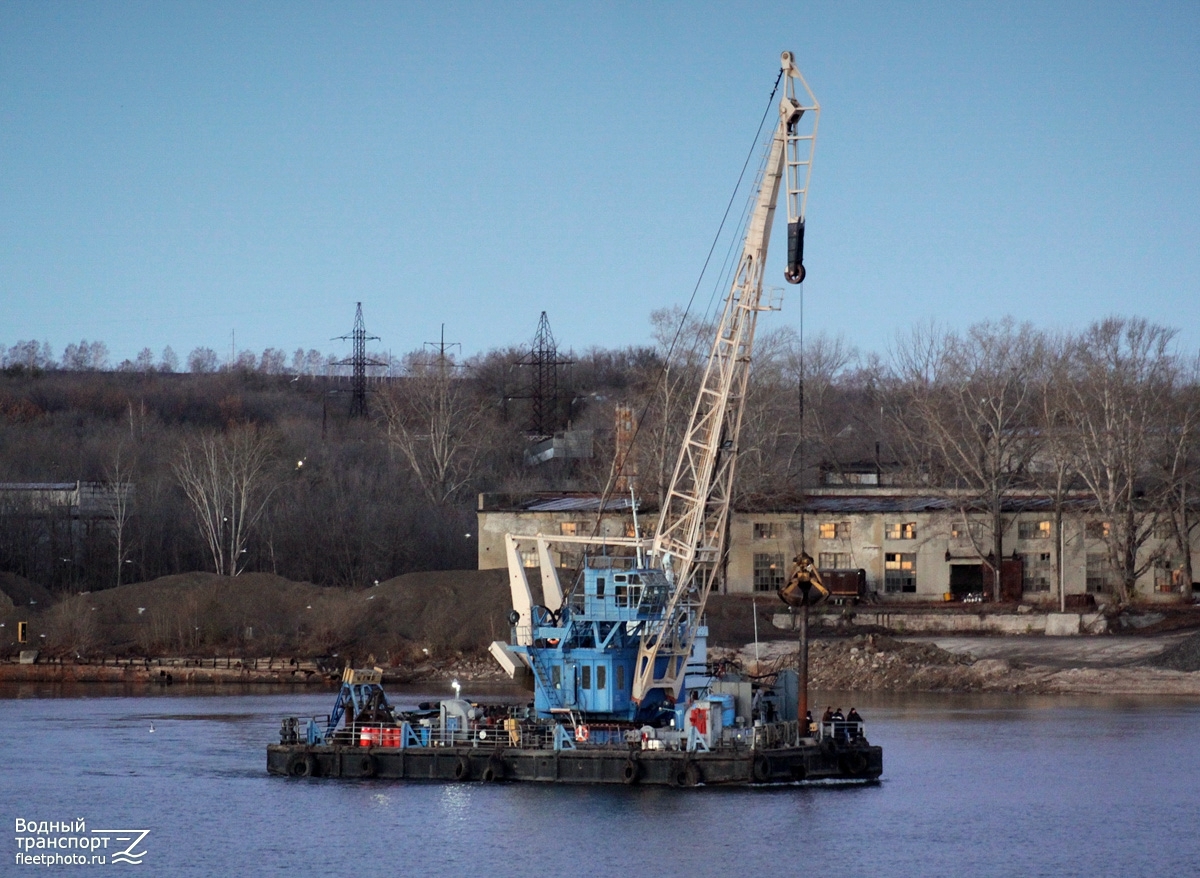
[268,51,882,785]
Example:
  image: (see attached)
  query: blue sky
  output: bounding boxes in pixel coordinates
[2,1,1198,367]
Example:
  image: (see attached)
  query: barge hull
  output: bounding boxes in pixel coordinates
[267,742,882,786]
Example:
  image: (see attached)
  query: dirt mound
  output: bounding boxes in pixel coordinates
[4,568,513,662]
[0,572,53,610]
[369,568,511,652]
[1147,631,1200,671]
[704,594,774,648]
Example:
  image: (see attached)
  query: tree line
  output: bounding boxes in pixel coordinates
[1,339,404,377]
[0,314,1196,604]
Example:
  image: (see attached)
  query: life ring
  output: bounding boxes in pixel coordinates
[453,756,470,781]
[575,725,590,743]
[359,754,376,778]
[841,752,868,776]
[288,753,316,778]
[621,759,641,785]
[752,755,771,783]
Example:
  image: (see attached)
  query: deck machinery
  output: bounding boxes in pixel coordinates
[268,51,882,785]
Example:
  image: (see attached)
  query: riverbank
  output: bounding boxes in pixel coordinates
[724,631,1200,697]
[7,631,1200,697]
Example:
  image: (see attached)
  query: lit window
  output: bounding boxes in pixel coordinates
[1086,521,1111,540]
[560,522,578,536]
[753,553,785,592]
[884,553,916,593]
[951,521,981,541]
[1018,520,1052,540]
[753,522,783,540]
[819,521,850,540]
[886,522,916,540]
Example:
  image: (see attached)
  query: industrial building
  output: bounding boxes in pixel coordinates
[478,487,1198,603]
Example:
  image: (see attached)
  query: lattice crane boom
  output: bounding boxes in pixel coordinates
[631,51,819,704]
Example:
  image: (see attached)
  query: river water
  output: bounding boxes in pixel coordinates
[2,685,1197,877]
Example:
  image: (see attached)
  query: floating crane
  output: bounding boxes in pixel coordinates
[494,51,820,720]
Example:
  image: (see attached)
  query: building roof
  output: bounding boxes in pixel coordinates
[478,492,653,514]
[737,493,1103,515]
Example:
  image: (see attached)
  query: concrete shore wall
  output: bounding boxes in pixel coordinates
[773,611,1109,636]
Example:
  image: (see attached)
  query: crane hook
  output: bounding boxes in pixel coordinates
[785,219,805,284]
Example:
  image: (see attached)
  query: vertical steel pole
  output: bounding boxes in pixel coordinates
[797,584,811,736]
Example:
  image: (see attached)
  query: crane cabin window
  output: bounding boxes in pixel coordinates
[580,665,591,690]
[614,573,640,607]
[819,521,851,540]
[886,522,916,540]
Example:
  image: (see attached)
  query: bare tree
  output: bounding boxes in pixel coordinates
[102,444,136,587]
[893,319,1044,600]
[1034,332,1081,610]
[1064,318,1178,602]
[1151,351,1200,601]
[633,307,711,506]
[380,358,488,506]
[173,427,280,575]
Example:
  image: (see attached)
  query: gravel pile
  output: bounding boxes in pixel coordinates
[1147,631,1200,671]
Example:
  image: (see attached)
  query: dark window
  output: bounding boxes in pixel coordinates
[616,665,625,692]
[596,577,605,598]
[581,665,591,689]
[597,666,606,690]
[552,665,561,689]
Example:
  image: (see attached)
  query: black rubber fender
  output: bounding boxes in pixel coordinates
[840,751,868,776]
[684,762,703,787]
[752,755,771,783]
[454,756,471,781]
[672,762,691,791]
[288,753,316,778]
[358,754,376,778]
[621,759,641,785]
[482,756,503,783]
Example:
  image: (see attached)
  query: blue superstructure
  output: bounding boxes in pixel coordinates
[509,560,709,724]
